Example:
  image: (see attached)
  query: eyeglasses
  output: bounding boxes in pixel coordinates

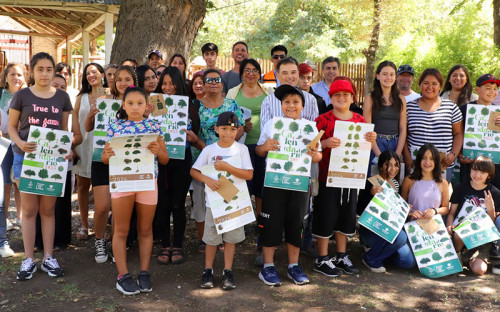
[244,69,259,74]
[272,54,286,60]
[204,77,222,84]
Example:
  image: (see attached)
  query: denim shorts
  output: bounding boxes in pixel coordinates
[12,152,24,181]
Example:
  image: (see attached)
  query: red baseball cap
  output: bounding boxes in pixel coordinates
[476,74,500,87]
[299,63,313,76]
[328,80,354,96]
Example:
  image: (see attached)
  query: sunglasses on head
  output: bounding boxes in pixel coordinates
[204,77,222,84]
[272,54,286,60]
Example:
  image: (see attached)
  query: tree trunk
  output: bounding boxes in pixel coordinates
[494,0,500,48]
[111,0,206,65]
[363,0,381,95]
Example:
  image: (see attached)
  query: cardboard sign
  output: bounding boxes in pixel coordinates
[327,121,374,189]
[404,215,462,278]
[358,180,411,243]
[18,126,73,197]
[453,206,500,250]
[463,104,500,163]
[149,94,167,117]
[367,174,384,188]
[306,130,324,150]
[488,111,500,132]
[417,218,439,236]
[263,117,319,192]
[216,175,239,203]
[108,133,158,193]
[200,157,255,234]
[149,94,189,160]
[93,99,122,161]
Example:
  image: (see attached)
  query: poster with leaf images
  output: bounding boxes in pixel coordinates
[358,180,411,243]
[200,156,255,234]
[327,121,374,189]
[263,117,318,192]
[463,104,500,163]
[150,94,189,160]
[108,134,159,193]
[19,126,73,197]
[404,215,462,278]
[453,206,500,250]
[93,99,121,161]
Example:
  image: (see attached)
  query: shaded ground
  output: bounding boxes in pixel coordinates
[1,192,500,312]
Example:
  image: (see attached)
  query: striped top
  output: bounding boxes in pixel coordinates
[406,98,462,168]
[260,90,319,130]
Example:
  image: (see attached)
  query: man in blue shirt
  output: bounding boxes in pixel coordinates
[311,56,340,106]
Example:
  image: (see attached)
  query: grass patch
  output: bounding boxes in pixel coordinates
[0,255,22,274]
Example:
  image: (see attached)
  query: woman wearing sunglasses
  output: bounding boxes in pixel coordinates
[185,69,246,253]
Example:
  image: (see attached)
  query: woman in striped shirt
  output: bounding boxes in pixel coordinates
[403,68,463,181]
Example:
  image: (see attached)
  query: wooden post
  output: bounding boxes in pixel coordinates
[105,12,113,64]
[82,30,90,65]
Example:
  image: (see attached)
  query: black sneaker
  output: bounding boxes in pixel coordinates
[17,258,37,281]
[200,269,214,289]
[489,241,500,259]
[137,271,152,292]
[222,269,236,290]
[332,253,359,275]
[116,273,140,295]
[314,257,342,277]
[109,242,115,263]
[41,256,64,277]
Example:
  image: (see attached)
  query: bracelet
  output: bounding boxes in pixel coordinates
[450,151,457,159]
[433,208,438,215]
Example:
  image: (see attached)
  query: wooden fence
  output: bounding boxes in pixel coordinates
[209,56,366,104]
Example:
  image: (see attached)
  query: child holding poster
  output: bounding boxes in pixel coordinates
[447,156,500,275]
[85,65,136,264]
[256,85,322,286]
[8,52,73,280]
[190,111,253,290]
[312,80,376,277]
[357,151,416,272]
[102,86,168,295]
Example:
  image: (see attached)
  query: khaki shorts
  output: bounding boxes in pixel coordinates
[202,207,245,246]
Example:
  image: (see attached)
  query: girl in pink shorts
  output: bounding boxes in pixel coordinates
[102,86,169,295]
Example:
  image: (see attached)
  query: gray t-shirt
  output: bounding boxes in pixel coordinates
[222,70,241,94]
[9,87,72,154]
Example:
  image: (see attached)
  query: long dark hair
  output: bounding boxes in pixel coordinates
[111,65,138,98]
[168,54,187,80]
[116,86,148,120]
[441,64,473,106]
[188,71,204,101]
[29,52,55,86]
[79,63,106,96]
[371,60,402,113]
[156,66,186,95]
[410,143,442,183]
[377,150,400,178]
[136,65,156,90]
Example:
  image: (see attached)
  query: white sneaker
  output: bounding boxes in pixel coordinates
[362,258,386,273]
[95,238,108,263]
[0,243,15,257]
[6,219,14,231]
[492,264,500,275]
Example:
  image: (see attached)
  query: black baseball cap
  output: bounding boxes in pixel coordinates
[476,74,500,87]
[216,111,239,127]
[274,85,305,105]
[397,64,415,75]
[148,49,163,59]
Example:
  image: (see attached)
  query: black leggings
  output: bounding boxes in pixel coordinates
[155,149,192,248]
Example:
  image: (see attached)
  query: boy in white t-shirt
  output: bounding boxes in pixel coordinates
[191,111,254,290]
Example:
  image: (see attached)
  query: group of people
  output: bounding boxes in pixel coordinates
[0,41,499,295]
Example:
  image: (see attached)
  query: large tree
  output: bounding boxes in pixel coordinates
[111,0,206,65]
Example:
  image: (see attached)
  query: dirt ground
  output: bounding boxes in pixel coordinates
[1,191,500,312]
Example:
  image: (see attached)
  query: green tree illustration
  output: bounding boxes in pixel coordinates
[125,151,130,155]
[272,133,280,140]
[296,167,308,173]
[225,205,233,211]
[177,112,186,118]
[466,127,474,132]
[348,124,354,131]
[468,106,476,115]
[26,153,36,160]
[270,163,281,170]
[165,97,174,107]
[355,125,362,132]
[341,165,349,169]
[490,143,499,148]
[46,131,56,142]
[96,124,106,129]
[343,158,350,163]
[380,211,389,220]
[164,133,172,142]
[38,169,49,180]
[465,141,475,147]
[31,129,41,138]
[353,142,360,148]
[133,150,141,154]
[24,169,36,177]
[467,117,474,125]
[123,167,132,171]
[408,225,416,233]
[60,135,71,144]
[444,252,454,258]
[133,158,141,163]
[97,114,105,122]
[414,244,422,250]
[470,223,480,231]
[369,206,379,214]
[274,120,284,130]
[284,161,293,172]
[96,140,106,146]
[127,138,133,142]
[133,143,141,148]
[411,236,418,244]
[289,121,299,132]
[481,107,489,116]
[111,102,121,112]
[174,137,184,142]
[431,252,442,261]
[58,148,68,155]
[124,159,132,164]
[478,140,487,148]
[303,124,314,134]
[420,258,430,265]
[50,174,62,180]
[302,138,311,145]
[178,99,187,108]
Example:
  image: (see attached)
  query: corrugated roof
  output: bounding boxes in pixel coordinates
[44,0,120,4]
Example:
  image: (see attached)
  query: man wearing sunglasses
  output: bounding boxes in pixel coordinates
[311,56,340,106]
[396,64,420,103]
[262,45,288,89]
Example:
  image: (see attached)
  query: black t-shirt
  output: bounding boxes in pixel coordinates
[450,181,500,215]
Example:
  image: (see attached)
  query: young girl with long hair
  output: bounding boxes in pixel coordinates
[102,86,168,295]
[9,53,74,280]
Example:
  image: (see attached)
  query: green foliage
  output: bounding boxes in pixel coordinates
[289,121,299,132]
[408,225,415,233]
[353,142,359,148]
[354,134,360,140]
[97,114,105,122]
[273,133,280,140]
[343,158,350,163]
[31,129,41,138]
[465,141,475,147]
[225,206,233,211]
[125,151,130,155]
[274,120,284,130]
[355,125,361,132]
[411,235,418,244]
[178,99,187,108]
[466,127,474,132]
[58,148,68,155]
[124,159,132,164]
[165,97,174,107]
[133,143,141,148]
[296,166,308,173]
[284,161,293,172]
[490,143,499,148]
[444,252,454,258]
[414,244,422,250]
[46,132,56,142]
[38,169,48,180]
[420,257,430,265]
[390,220,398,227]
[123,166,132,171]
[50,174,62,180]
[431,252,442,261]
[111,102,121,112]
[380,211,389,221]
[481,107,490,116]
[440,237,448,243]
[302,138,311,145]
[468,106,476,115]
[96,124,105,129]
[303,158,310,164]
[341,165,348,169]
[177,121,186,126]
[26,153,36,160]
[164,133,172,142]
[270,162,281,170]
[178,112,187,118]
[478,140,487,148]
[133,158,141,163]
[24,169,36,177]
[352,151,358,155]
[96,140,106,146]
[369,206,379,214]
[173,137,184,142]
[60,135,70,144]
[303,124,314,134]
[470,223,480,231]
[98,101,107,110]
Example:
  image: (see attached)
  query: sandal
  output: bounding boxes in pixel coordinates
[76,227,89,240]
[157,248,171,264]
[171,248,185,264]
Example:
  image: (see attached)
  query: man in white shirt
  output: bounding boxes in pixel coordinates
[260,57,319,130]
[311,56,340,106]
[397,64,420,103]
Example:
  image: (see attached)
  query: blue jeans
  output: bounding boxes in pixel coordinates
[368,137,398,176]
[495,216,500,232]
[360,226,416,269]
[0,169,7,247]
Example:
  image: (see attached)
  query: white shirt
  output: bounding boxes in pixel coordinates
[404,90,421,103]
[260,90,319,130]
